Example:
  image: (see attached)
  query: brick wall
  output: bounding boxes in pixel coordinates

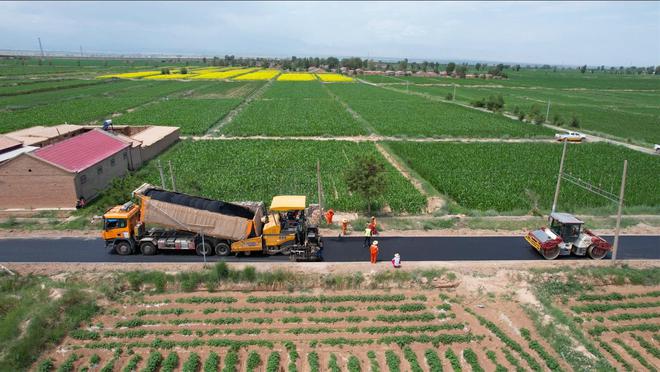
[0,154,77,209]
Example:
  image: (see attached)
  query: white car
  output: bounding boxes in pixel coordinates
[555,132,587,142]
[655,144,660,154]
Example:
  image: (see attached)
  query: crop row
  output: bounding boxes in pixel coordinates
[576,290,660,302]
[328,353,341,372]
[463,348,484,372]
[612,338,657,371]
[347,355,361,372]
[366,303,426,312]
[520,328,563,371]
[589,323,660,336]
[403,346,423,372]
[467,308,543,371]
[141,303,422,316]
[597,340,633,371]
[606,312,660,321]
[113,311,453,328]
[246,294,406,304]
[486,350,508,372]
[73,332,482,352]
[424,349,442,372]
[95,323,465,340]
[630,334,660,359]
[571,300,660,313]
[246,351,260,372]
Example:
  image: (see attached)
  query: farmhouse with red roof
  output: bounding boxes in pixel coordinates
[0,129,131,209]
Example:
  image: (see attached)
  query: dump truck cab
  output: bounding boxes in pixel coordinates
[102,201,141,254]
[525,212,610,260]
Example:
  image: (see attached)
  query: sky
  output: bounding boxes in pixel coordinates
[0,1,658,66]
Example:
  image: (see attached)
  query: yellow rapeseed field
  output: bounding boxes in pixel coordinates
[143,73,198,80]
[191,68,258,80]
[277,73,316,81]
[316,73,354,82]
[234,69,280,81]
[97,71,161,79]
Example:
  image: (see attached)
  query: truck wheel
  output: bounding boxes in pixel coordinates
[196,242,213,256]
[588,245,607,260]
[115,241,132,256]
[215,242,230,256]
[541,246,560,260]
[140,242,157,255]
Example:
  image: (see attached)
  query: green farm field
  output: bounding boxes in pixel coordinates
[388,142,660,213]
[98,139,427,213]
[363,70,660,144]
[327,83,555,138]
[222,81,367,136]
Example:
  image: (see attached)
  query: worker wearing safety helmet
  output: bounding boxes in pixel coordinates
[370,241,379,264]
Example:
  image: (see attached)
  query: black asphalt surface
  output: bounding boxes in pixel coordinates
[0,235,658,262]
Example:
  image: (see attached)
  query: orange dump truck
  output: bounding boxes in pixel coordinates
[102,184,322,260]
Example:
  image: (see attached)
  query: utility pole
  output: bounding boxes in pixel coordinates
[168,160,176,192]
[316,159,323,214]
[545,100,551,122]
[611,160,628,261]
[453,84,457,100]
[79,45,83,58]
[37,37,44,57]
[157,160,166,189]
[551,140,568,214]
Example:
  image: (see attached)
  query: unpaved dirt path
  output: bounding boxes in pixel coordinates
[204,79,273,135]
[375,143,445,213]
[182,134,556,143]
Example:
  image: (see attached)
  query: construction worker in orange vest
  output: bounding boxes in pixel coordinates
[370,240,379,264]
[324,209,335,224]
[341,219,349,236]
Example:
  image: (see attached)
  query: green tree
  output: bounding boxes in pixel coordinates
[446,62,456,74]
[455,65,467,78]
[180,67,188,74]
[345,154,387,215]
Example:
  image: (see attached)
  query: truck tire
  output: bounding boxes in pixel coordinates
[588,245,607,260]
[541,245,560,260]
[140,242,157,255]
[215,242,230,256]
[115,241,132,256]
[196,242,213,256]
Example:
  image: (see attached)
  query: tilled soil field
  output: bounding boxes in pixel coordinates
[34,279,660,372]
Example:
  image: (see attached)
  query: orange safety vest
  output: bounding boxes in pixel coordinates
[370,245,379,256]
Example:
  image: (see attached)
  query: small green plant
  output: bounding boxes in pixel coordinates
[266,352,281,372]
[463,349,483,372]
[328,354,341,372]
[308,351,320,372]
[204,352,219,372]
[36,358,54,372]
[246,351,261,372]
[403,347,423,372]
[385,350,401,372]
[444,349,461,372]
[368,351,381,372]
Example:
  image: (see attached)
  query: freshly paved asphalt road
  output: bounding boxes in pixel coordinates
[0,235,658,262]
